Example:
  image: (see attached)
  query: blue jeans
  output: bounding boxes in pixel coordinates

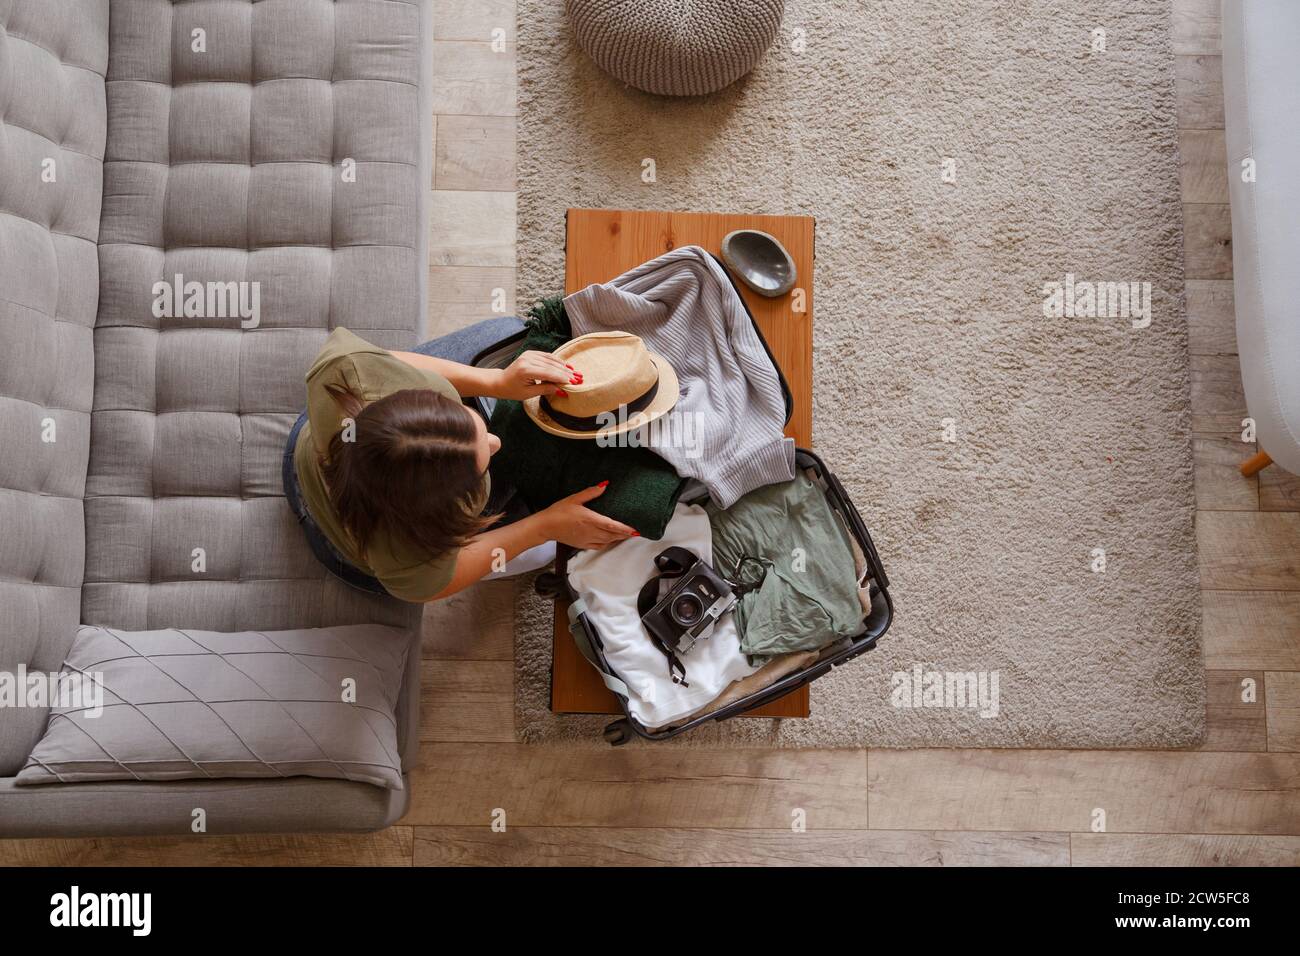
[283,316,527,594]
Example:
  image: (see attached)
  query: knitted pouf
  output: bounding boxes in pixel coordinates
[566,0,785,97]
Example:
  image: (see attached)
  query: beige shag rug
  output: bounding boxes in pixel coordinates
[509,0,1203,747]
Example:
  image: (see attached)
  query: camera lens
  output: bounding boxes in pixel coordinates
[670,593,703,627]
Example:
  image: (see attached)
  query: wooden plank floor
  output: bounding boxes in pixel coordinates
[4,0,1298,868]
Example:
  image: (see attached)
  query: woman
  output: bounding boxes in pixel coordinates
[282,317,638,602]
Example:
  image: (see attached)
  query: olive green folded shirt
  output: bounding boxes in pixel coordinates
[293,328,487,602]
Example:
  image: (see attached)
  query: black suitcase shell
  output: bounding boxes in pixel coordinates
[542,448,892,744]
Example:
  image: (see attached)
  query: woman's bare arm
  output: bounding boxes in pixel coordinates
[420,512,554,601]
[391,348,575,401]
[418,483,635,601]
[390,351,500,397]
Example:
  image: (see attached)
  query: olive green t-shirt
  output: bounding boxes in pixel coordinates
[293,328,487,601]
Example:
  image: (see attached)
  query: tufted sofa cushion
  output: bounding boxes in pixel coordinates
[0,0,109,775]
[86,0,426,635]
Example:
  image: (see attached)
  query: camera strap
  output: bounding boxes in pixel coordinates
[726,554,773,599]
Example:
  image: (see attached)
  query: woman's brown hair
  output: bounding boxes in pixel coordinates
[320,385,496,561]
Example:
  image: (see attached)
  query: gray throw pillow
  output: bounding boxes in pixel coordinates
[16,624,410,790]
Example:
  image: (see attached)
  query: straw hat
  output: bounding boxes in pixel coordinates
[524,331,680,439]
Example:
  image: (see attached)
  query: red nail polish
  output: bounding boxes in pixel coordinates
[630,531,640,537]
[598,480,609,487]
[554,388,567,396]
[566,364,575,370]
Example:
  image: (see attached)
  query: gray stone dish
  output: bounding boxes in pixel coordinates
[720,229,797,297]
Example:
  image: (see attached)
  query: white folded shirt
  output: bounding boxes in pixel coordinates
[566,502,759,727]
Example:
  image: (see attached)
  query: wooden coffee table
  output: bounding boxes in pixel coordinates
[551,207,815,718]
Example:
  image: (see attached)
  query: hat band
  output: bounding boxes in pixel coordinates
[539,378,660,432]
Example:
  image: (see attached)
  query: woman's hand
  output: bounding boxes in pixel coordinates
[536,482,638,550]
[491,350,581,401]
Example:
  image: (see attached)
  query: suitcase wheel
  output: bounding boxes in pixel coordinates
[534,571,563,599]
[603,719,632,746]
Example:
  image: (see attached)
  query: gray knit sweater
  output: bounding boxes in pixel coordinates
[562,245,795,508]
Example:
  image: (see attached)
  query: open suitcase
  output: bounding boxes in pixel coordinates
[472,258,894,745]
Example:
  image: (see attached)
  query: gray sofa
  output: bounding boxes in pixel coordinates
[0,0,433,835]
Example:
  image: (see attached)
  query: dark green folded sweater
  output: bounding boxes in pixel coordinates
[487,298,687,540]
